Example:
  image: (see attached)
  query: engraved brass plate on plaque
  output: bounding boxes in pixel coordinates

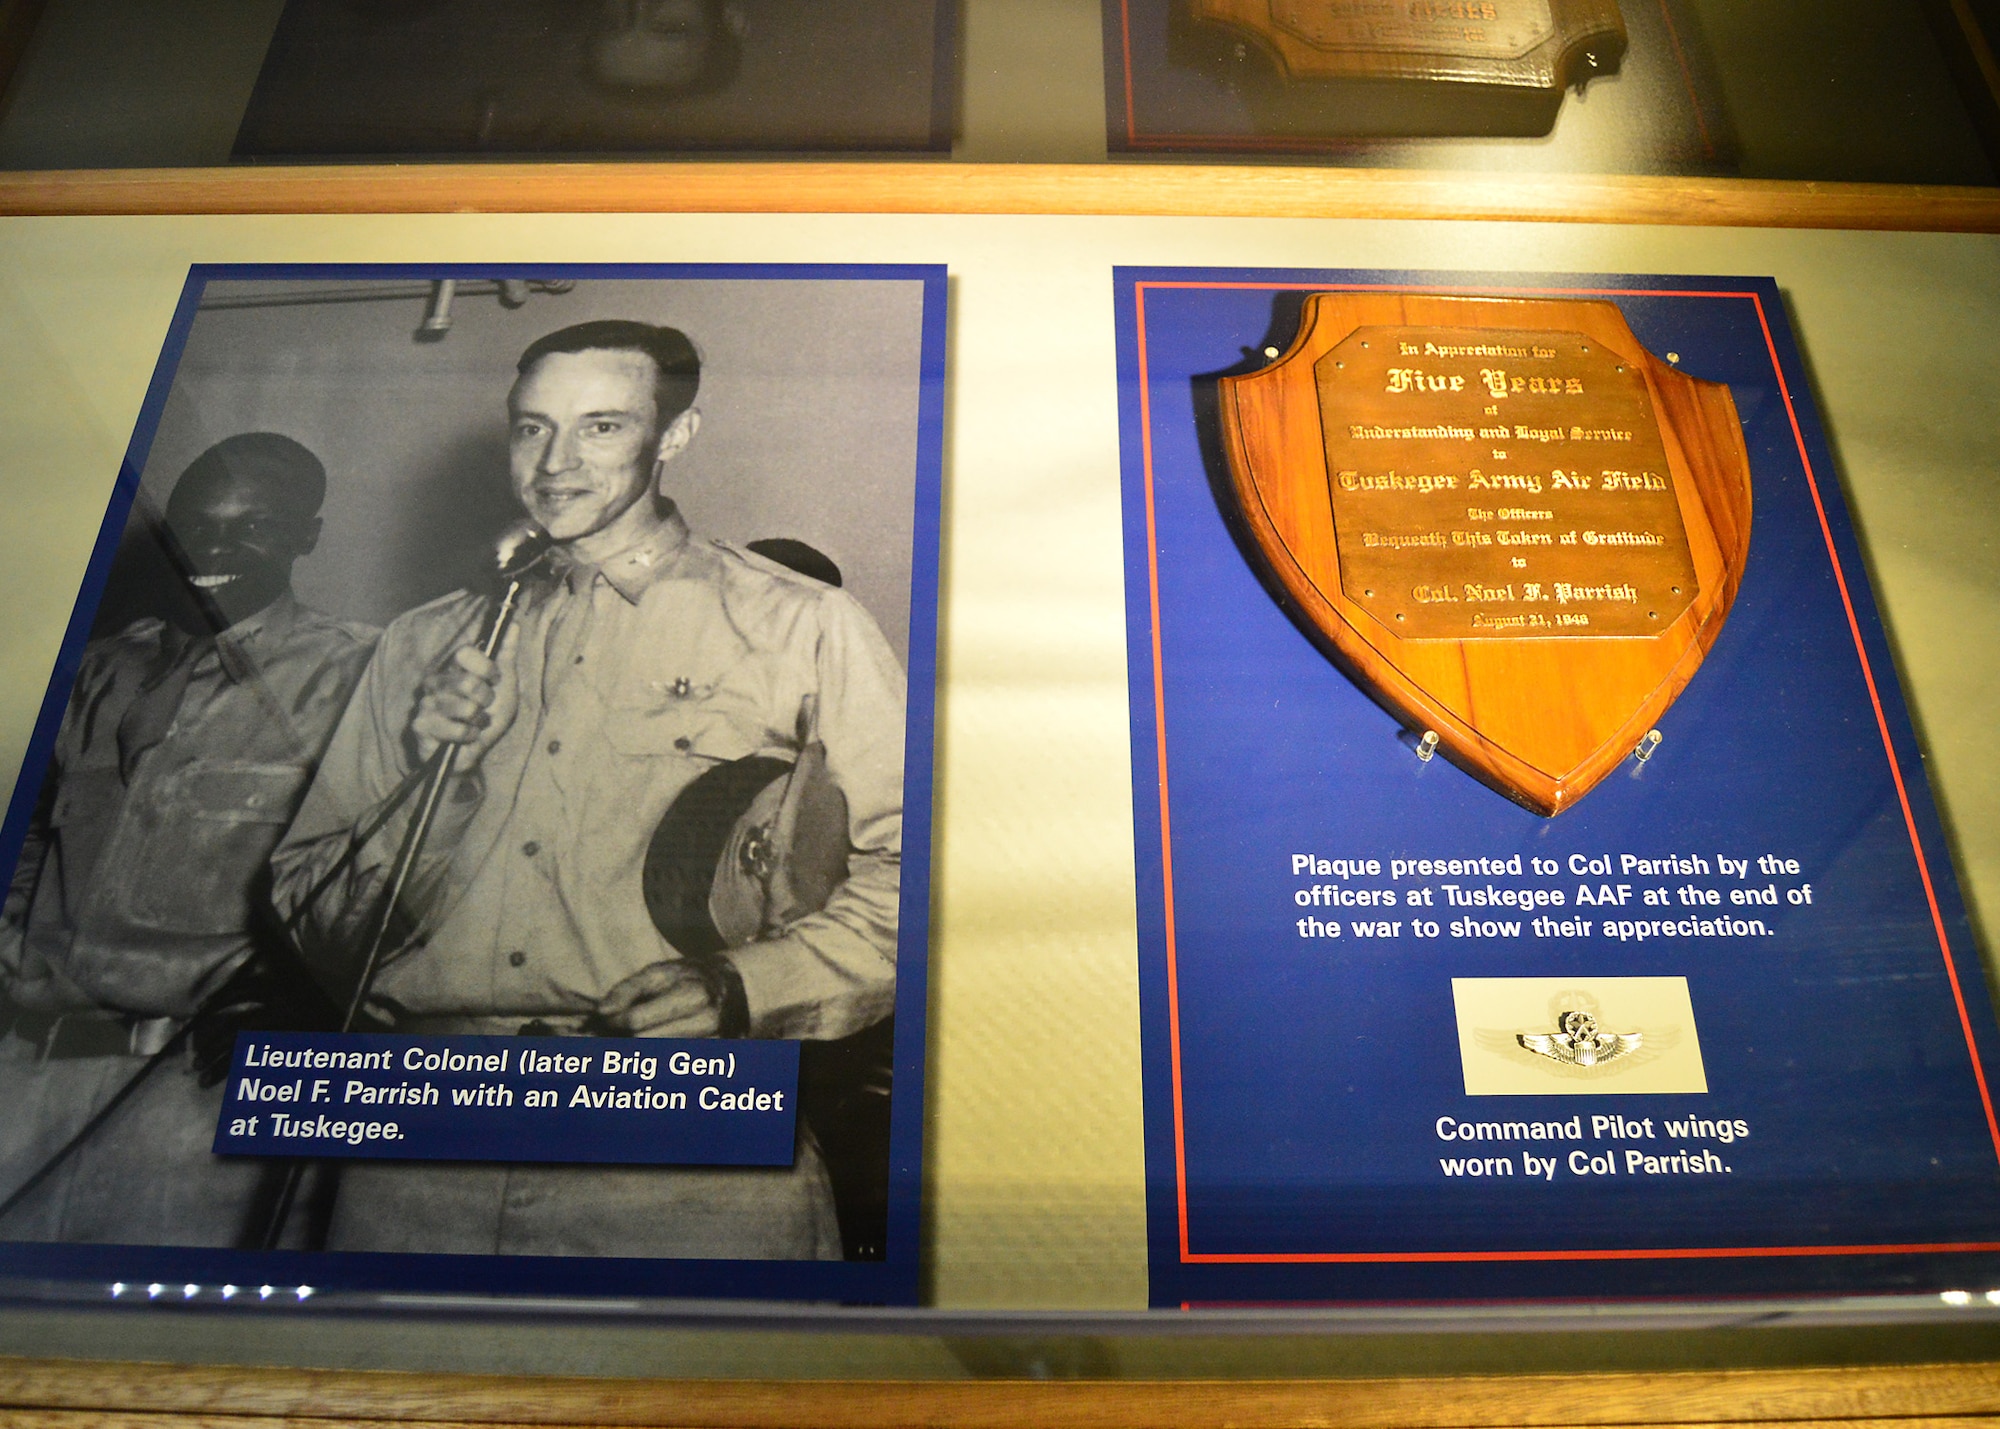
[1317,326,1698,641]
[1269,0,1555,60]
[1216,294,1752,816]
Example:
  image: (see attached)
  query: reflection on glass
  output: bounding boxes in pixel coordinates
[588,0,747,96]
[1180,0,1629,137]
[1102,0,1999,180]
[229,0,952,157]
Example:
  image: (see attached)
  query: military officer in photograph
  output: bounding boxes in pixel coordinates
[271,319,904,1259]
[0,432,378,1246]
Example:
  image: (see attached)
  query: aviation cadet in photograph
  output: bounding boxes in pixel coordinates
[0,433,377,1246]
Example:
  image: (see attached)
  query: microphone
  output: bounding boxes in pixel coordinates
[475,520,554,659]
[493,519,555,581]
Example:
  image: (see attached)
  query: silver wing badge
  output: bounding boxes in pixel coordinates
[1517,1010,1642,1068]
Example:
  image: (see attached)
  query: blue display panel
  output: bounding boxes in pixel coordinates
[0,264,945,1306]
[1114,269,2000,1306]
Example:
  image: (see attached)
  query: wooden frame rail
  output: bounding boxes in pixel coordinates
[1,164,1998,231]
[3,1356,2000,1428]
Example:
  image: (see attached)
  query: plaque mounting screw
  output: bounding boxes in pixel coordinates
[1667,352,1681,364]
[1263,346,1280,360]
[1633,729,1663,763]
[1416,730,1440,763]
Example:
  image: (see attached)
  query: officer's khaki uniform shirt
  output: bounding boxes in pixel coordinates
[273,507,904,1039]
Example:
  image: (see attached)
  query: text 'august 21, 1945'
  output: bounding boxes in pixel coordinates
[211,1032,801,1166]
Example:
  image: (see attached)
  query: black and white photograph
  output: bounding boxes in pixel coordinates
[0,267,943,1300]
[231,0,957,158]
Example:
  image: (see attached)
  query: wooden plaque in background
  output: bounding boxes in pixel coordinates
[1217,293,1751,815]
[1186,0,1628,135]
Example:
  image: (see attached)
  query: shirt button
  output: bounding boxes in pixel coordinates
[522,841,540,857]
[507,950,527,968]
[546,739,561,755]
[673,737,692,752]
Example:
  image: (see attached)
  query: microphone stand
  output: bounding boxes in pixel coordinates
[255,536,550,1249]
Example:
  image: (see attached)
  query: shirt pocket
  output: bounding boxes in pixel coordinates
[122,761,310,935]
[599,697,765,765]
[47,766,125,901]
[50,766,122,831]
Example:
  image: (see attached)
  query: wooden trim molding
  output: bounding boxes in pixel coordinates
[2,1356,1999,1429]
[0,164,1997,231]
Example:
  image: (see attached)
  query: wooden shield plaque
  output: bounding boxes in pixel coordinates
[1187,0,1627,130]
[1217,294,1751,815]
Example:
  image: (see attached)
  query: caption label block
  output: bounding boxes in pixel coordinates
[211,1032,799,1166]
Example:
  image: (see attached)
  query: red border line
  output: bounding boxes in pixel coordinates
[1125,133,1387,154]
[1135,278,2000,1266]
[1187,1283,1997,1306]
[1140,281,1750,296]
[1187,1240,2000,1264]
[1120,0,1142,155]
[1135,286,1196,1259]
[1651,0,1716,161]
[1748,291,2000,1165]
